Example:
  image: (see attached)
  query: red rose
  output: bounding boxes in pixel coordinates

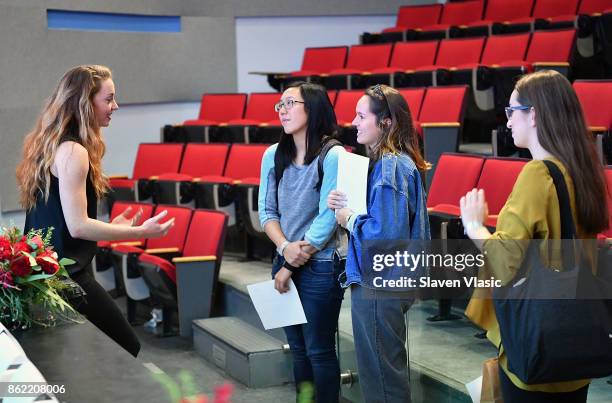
[30,235,44,251]
[12,240,32,256]
[10,256,32,277]
[36,251,60,275]
[0,237,12,261]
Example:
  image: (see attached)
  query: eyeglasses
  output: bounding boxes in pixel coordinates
[505,105,532,119]
[274,99,305,112]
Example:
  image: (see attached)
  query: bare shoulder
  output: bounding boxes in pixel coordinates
[55,141,89,177]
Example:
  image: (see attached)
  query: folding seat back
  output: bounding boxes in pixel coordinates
[579,0,612,14]
[399,88,426,121]
[480,33,530,65]
[145,205,193,252]
[197,93,247,123]
[182,210,228,259]
[132,143,184,180]
[483,0,535,22]
[573,80,612,130]
[300,46,348,75]
[344,44,393,72]
[427,153,485,209]
[335,90,365,126]
[439,0,484,26]
[389,41,439,71]
[532,0,580,19]
[419,86,468,124]
[435,37,486,68]
[179,143,230,177]
[526,29,576,63]
[476,158,528,215]
[108,201,155,244]
[394,4,443,29]
[244,93,281,123]
[223,144,269,180]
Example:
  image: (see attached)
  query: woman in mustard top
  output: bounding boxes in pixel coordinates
[460,70,609,402]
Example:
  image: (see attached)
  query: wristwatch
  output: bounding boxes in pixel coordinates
[277,240,290,257]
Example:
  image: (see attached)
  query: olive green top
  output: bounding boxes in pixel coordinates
[475,158,591,393]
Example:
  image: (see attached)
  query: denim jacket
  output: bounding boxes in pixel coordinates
[343,152,431,288]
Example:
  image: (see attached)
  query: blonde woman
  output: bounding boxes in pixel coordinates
[16,65,173,357]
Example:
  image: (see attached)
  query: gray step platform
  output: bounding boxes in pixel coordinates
[193,316,292,388]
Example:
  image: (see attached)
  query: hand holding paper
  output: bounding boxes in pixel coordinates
[247,279,307,330]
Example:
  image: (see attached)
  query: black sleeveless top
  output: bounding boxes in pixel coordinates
[24,135,98,275]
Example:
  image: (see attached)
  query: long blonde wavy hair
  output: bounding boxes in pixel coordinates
[16,65,111,210]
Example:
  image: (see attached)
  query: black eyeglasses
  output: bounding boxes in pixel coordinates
[274,99,305,112]
[505,105,532,119]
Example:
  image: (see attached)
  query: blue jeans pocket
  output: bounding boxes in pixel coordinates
[308,260,334,275]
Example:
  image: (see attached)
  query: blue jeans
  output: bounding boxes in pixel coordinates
[351,285,414,403]
[272,254,345,403]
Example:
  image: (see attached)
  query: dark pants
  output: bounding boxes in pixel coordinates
[71,267,141,357]
[272,254,345,403]
[499,366,589,403]
[351,285,414,403]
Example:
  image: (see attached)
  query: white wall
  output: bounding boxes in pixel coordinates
[235,15,396,93]
[102,101,200,175]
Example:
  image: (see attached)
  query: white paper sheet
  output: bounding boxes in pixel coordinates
[247,279,307,330]
[337,152,369,215]
[465,375,482,403]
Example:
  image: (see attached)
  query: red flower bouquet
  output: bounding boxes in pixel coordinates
[0,226,81,330]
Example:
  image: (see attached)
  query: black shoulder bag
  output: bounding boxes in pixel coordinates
[493,160,612,384]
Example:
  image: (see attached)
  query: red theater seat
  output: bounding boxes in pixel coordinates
[138,209,228,336]
[289,46,349,77]
[327,44,393,90]
[155,143,230,205]
[183,93,247,126]
[382,4,443,33]
[109,143,184,202]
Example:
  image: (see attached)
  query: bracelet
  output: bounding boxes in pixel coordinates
[464,220,484,235]
[277,240,290,257]
[283,262,299,272]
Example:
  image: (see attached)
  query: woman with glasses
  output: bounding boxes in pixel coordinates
[461,70,609,402]
[327,84,430,402]
[258,81,347,402]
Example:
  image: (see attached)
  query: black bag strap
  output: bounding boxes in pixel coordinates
[542,160,576,239]
[274,139,343,194]
[315,139,343,192]
[542,160,577,269]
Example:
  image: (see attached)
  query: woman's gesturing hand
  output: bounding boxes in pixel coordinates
[111,206,143,227]
[459,188,488,235]
[138,210,175,238]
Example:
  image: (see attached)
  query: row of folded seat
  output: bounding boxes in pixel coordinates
[107,143,269,257]
[365,0,611,43]
[273,29,577,96]
[94,202,228,336]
